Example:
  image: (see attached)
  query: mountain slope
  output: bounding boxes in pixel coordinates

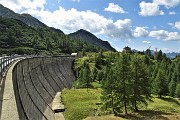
[69,29,116,51]
[0,4,46,27]
[0,4,115,52]
[0,17,102,54]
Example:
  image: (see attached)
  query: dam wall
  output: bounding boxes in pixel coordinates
[12,56,76,120]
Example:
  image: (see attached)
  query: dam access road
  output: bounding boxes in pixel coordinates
[0,56,76,120]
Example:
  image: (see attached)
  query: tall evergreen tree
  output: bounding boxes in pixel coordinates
[175,84,180,99]
[130,54,151,111]
[153,69,168,98]
[82,61,91,90]
[114,52,131,114]
[168,79,176,97]
[101,68,117,113]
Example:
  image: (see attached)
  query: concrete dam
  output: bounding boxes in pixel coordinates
[0,56,76,120]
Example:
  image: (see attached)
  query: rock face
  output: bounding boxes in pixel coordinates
[69,29,116,51]
[12,56,76,120]
[0,4,46,27]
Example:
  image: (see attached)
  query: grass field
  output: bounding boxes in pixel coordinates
[61,88,180,120]
[61,88,102,120]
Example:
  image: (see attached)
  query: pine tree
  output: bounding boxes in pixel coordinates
[77,61,91,89]
[97,70,104,83]
[82,61,91,90]
[153,69,168,98]
[168,79,176,97]
[145,49,151,57]
[175,84,180,99]
[115,52,131,114]
[130,54,151,111]
[101,68,117,113]
[92,67,98,82]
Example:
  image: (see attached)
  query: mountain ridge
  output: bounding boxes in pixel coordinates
[0,4,115,51]
[68,29,116,51]
[0,4,46,27]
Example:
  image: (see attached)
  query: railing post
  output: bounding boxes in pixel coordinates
[0,57,2,79]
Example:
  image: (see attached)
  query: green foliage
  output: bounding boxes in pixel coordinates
[76,61,92,89]
[101,52,152,114]
[0,17,103,55]
[130,54,151,111]
[74,50,180,115]
[169,79,176,97]
[175,84,180,99]
[153,69,168,98]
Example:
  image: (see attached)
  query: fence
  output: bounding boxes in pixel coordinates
[0,55,22,81]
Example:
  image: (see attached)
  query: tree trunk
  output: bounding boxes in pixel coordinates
[134,101,138,112]
[124,100,127,114]
[159,94,162,98]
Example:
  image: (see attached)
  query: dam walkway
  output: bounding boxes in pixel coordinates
[0,56,76,120]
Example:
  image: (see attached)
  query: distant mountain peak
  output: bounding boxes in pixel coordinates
[0,4,46,27]
[20,13,32,17]
[69,29,116,51]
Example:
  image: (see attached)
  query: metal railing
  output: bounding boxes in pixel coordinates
[0,55,22,81]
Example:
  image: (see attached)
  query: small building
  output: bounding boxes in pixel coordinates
[71,53,77,56]
[123,46,132,53]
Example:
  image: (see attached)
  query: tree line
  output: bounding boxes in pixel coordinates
[75,50,180,114]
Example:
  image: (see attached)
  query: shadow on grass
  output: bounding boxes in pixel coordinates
[115,110,173,120]
[160,97,180,106]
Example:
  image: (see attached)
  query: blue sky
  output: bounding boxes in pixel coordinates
[0,0,180,52]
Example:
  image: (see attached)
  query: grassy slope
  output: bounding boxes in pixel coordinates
[61,88,102,120]
[61,88,180,120]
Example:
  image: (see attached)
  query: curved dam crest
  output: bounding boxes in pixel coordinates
[8,56,75,120]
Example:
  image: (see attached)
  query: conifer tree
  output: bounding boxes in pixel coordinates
[92,67,98,82]
[82,61,91,90]
[175,84,180,99]
[130,54,151,111]
[77,61,91,89]
[101,68,117,113]
[153,69,168,98]
[114,52,131,114]
[168,79,176,97]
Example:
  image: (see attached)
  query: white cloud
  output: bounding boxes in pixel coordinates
[72,0,80,2]
[25,7,133,40]
[139,1,164,16]
[149,30,180,41]
[134,27,149,37]
[142,41,151,44]
[169,11,176,15]
[0,0,46,12]
[162,48,171,53]
[168,21,180,30]
[168,23,174,26]
[153,0,180,8]
[104,3,125,13]
[175,21,180,30]
[58,0,61,3]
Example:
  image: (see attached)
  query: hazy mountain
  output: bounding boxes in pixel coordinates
[69,29,116,51]
[166,52,180,58]
[0,4,46,27]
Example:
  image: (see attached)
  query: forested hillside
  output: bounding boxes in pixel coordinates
[0,4,116,55]
[0,17,103,55]
[74,50,180,114]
